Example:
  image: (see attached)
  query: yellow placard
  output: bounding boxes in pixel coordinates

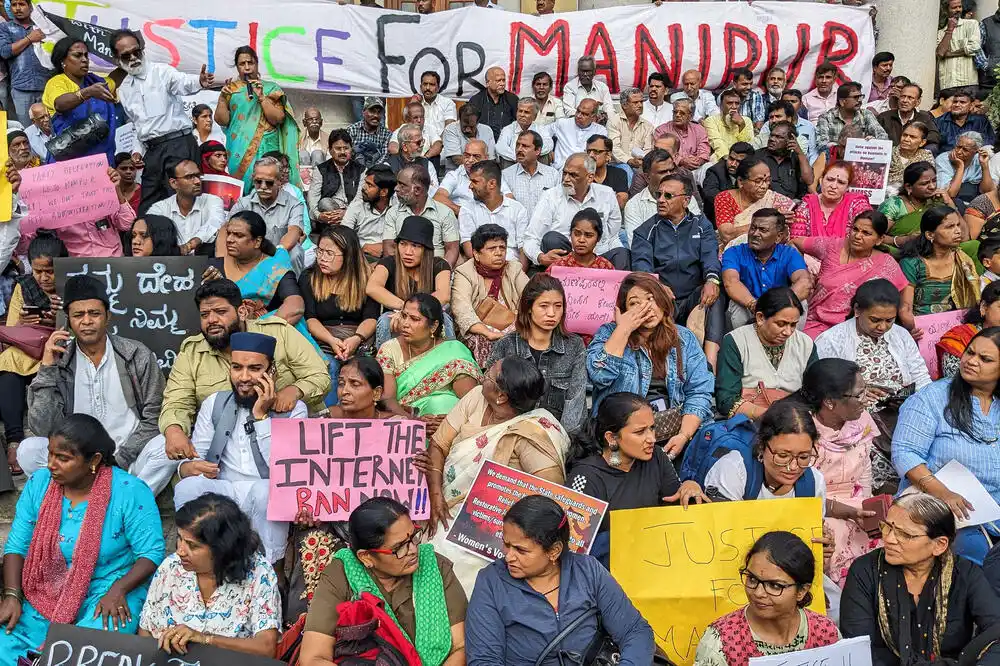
[0,111,11,223]
[609,498,825,666]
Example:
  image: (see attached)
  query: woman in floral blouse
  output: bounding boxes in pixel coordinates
[139,494,281,656]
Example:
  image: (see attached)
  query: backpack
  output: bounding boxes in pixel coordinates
[332,592,421,666]
[679,414,817,500]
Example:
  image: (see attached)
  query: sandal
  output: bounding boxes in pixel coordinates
[8,441,22,476]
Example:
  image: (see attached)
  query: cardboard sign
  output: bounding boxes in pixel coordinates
[610,499,825,666]
[549,266,632,336]
[40,622,285,666]
[20,155,119,234]
[202,174,245,211]
[748,636,873,666]
[114,123,138,155]
[38,2,874,99]
[843,137,893,205]
[446,461,608,561]
[914,310,966,380]
[268,418,429,521]
[55,257,209,375]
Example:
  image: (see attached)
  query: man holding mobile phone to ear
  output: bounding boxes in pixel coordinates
[169,331,306,567]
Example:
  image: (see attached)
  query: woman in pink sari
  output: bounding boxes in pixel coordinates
[791,161,872,238]
[792,210,911,339]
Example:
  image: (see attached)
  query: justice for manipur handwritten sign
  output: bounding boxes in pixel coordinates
[610,499,825,666]
[446,461,607,561]
[267,418,430,522]
[54,257,209,374]
[41,622,285,666]
[20,155,120,234]
[550,266,632,336]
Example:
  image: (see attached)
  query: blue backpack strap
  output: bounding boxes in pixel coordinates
[793,468,817,498]
[742,450,764,500]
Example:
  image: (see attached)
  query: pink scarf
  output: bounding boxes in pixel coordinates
[804,191,869,238]
[22,466,112,623]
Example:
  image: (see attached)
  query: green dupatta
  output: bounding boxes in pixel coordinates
[222,79,301,193]
[333,545,452,666]
[396,340,481,416]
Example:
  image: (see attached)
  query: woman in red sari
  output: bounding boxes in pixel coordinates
[547,209,615,272]
[791,161,871,238]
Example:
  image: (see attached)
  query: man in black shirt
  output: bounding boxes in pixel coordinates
[587,134,628,208]
[468,66,518,143]
[753,121,812,200]
[702,141,753,223]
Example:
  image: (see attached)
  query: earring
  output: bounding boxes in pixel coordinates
[608,441,622,467]
[90,465,97,474]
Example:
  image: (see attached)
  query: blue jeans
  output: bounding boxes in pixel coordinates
[10,88,40,126]
[375,311,456,348]
[954,524,1000,565]
[325,357,342,407]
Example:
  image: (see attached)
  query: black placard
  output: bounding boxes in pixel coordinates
[54,257,209,375]
[39,623,284,666]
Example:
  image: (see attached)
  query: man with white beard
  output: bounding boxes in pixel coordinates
[109,29,215,215]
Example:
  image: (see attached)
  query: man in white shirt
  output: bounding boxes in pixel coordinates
[434,139,510,215]
[532,71,568,126]
[18,275,165,476]
[388,100,442,160]
[496,97,553,166]
[642,73,673,127]
[298,107,329,166]
[670,69,720,123]
[545,99,607,169]
[502,129,560,219]
[172,331,306,564]
[147,159,226,255]
[110,29,214,215]
[561,56,615,119]
[459,160,528,265]
[343,164,395,259]
[420,70,457,143]
[523,152,625,269]
[24,102,50,161]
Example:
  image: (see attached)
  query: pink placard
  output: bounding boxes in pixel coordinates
[549,266,633,336]
[19,155,119,234]
[267,418,429,522]
[914,310,966,380]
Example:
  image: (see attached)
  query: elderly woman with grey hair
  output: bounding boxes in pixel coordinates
[841,491,1000,665]
[606,86,653,172]
[935,130,995,207]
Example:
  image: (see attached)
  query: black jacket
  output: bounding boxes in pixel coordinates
[317,159,364,203]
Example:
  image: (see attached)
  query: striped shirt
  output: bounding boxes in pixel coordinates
[501,162,560,219]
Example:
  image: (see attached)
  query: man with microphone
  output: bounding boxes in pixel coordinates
[109,28,216,215]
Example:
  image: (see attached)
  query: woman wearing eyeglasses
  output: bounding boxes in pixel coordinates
[694,531,840,666]
[893,327,1000,565]
[299,497,468,666]
[787,359,879,588]
[712,155,796,247]
[841,492,1000,665]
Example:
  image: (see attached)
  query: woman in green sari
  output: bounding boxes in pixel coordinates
[377,293,481,424]
[879,161,953,252]
[299,497,467,666]
[215,46,300,193]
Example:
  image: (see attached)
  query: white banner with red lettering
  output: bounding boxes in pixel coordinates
[37,0,874,99]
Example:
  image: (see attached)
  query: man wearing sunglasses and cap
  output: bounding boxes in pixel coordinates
[170,331,306,565]
[348,96,392,169]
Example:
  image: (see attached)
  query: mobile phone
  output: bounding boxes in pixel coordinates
[21,305,42,315]
[862,494,893,537]
[649,398,668,413]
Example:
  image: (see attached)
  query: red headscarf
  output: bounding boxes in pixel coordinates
[200,140,229,176]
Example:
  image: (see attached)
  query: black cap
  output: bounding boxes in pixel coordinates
[395,215,434,251]
[63,274,109,312]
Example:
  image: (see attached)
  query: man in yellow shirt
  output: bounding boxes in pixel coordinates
[134,278,330,494]
[703,89,755,162]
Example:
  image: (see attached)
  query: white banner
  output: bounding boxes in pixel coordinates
[37,0,874,99]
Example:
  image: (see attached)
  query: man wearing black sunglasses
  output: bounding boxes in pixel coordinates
[230,156,306,272]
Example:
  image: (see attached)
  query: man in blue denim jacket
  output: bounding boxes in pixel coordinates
[0,0,50,124]
[630,173,724,369]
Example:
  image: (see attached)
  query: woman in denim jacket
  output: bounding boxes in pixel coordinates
[587,272,715,459]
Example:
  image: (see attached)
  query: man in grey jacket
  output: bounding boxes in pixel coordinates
[17,274,165,475]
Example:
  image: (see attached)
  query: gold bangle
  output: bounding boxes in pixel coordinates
[728,399,746,419]
[914,472,935,490]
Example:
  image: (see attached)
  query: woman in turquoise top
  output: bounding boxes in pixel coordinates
[0,414,165,664]
[215,45,300,193]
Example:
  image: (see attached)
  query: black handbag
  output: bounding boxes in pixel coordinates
[534,607,619,666]
[45,113,109,161]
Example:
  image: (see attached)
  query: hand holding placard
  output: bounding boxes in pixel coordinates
[20,155,119,234]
